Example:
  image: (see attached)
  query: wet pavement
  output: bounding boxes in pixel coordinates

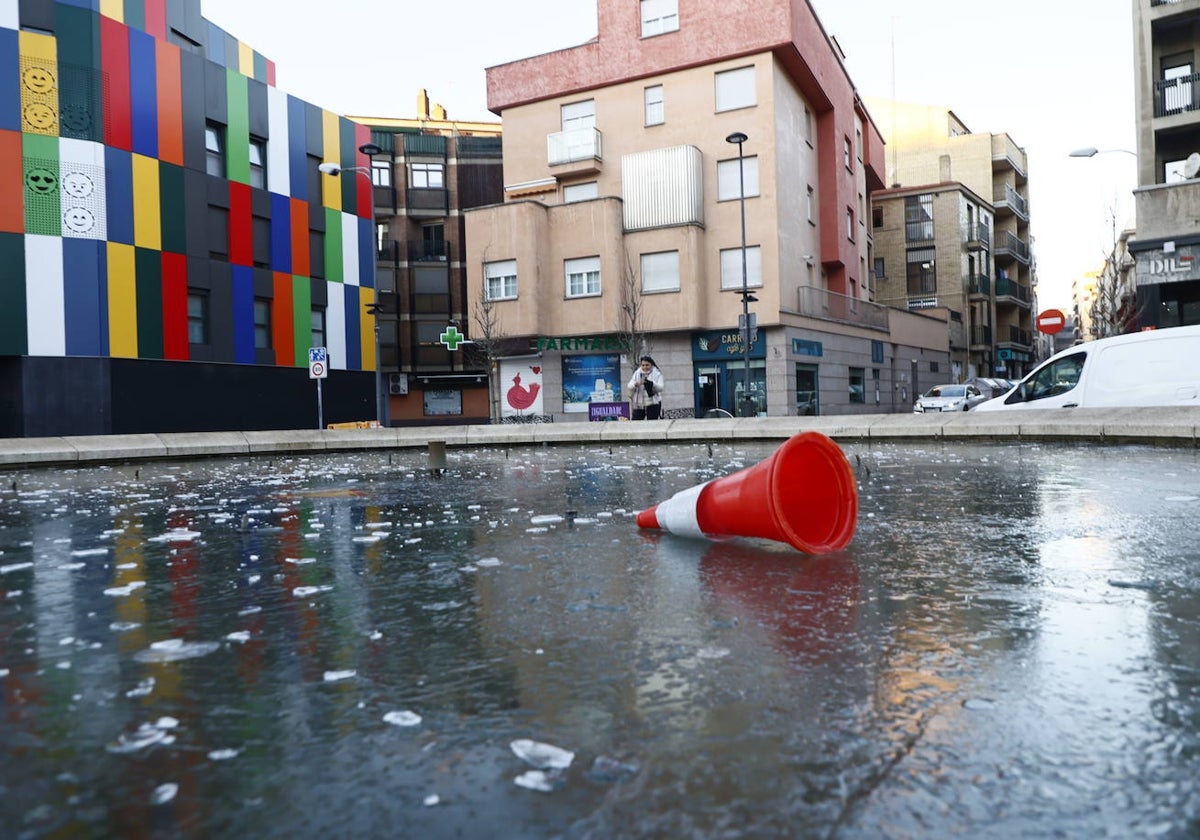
[1,440,1198,838]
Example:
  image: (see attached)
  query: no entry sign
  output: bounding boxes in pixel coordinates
[1036,309,1066,335]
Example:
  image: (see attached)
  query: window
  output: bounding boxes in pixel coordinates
[806,186,814,223]
[565,256,601,298]
[563,181,598,203]
[873,206,883,228]
[843,137,852,170]
[423,389,463,417]
[644,85,664,126]
[714,66,755,112]
[904,193,934,241]
[187,290,209,344]
[311,307,326,350]
[1162,53,1193,114]
[410,162,444,189]
[874,257,885,279]
[421,223,445,260]
[906,248,936,295]
[208,205,228,260]
[849,368,865,403]
[484,259,517,301]
[846,207,855,241]
[561,99,596,133]
[640,0,678,36]
[804,106,813,144]
[717,156,759,200]
[205,122,225,177]
[309,230,325,279]
[371,158,391,188]
[248,136,266,188]
[720,245,762,290]
[252,215,271,268]
[641,250,680,293]
[253,297,271,349]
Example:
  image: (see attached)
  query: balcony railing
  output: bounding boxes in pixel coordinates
[1155,72,1200,117]
[408,241,448,262]
[995,184,1028,219]
[905,221,934,242]
[547,127,603,166]
[994,275,1031,304]
[795,286,889,331]
[997,325,1032,347]
[377,239,400,264]
[965,222,990,250]
[971,325,992,346]
[968,273,991,296]
[995,231,1030,263]
[407,187,448,215]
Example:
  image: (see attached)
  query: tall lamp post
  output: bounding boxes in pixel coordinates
[725,131,756,417]
[319,141,387,426]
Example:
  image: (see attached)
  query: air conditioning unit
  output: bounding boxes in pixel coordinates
[388,373,408,395]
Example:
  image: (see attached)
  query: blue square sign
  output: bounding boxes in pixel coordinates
[308,347,327,364]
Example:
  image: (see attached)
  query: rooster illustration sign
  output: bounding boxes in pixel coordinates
[499,359,544,418]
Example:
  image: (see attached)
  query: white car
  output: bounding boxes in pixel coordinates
[912,383,986,413]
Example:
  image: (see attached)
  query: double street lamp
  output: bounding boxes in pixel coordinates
[319,141,388,426]
[725,131,757,417]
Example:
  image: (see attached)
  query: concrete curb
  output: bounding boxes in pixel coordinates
[0,407,1196,469]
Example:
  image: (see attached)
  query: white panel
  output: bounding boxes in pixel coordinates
[58,138,107,240]
[0,3,16,29]
[342,212,360,286]
[267,86,290,195]
[25,235,65,356]
[621,145,703,230]
[326,281,347,370]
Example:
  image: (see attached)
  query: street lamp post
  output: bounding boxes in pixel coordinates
[726,131,756,418]
[1068,147,1137,158]
[319,141,387,426]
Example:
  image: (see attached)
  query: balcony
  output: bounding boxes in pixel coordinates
[994,276,1032,308]
[964,222,990,251]
[408,241,448,262]
[968,272,991,297]
[547,127,603,173]
[406,187,448,218]
[970,325,992,347]
[795,286,889,331]
[1155,72,1200,118]
[905,221,934,243]
[996,324,1032,349]
[994,231,1030,264]
[994,184,1028,221]
[377,239,400,264]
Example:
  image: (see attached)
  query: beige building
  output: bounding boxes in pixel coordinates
[464,0,949,420]
[866,100,1036,380]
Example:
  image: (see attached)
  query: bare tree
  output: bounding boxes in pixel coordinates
[616,250,650,374]
[1089,214,1141,339]
[464,249,525,423]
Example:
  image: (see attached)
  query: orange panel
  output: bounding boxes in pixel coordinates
[0,130,22,233]
[155,40,183,165]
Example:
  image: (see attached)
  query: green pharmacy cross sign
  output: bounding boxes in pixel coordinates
[439,325,471,351]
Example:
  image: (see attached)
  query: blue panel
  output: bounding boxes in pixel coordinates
[0,29,18,132]
[232,264,255,363]
[56,0,100,9]
[287,95,307,201]
[104,146,134,245]
[270,191,291,273]
[358,216,373,287]
[63,238,108,355]
[206,22,226,67]
[343,284,361,371]
[128,28,158,158]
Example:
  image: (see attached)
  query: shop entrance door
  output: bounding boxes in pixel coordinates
[696,366,721,416]
[795,364,819,415]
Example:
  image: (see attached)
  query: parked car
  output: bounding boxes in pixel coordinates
[966,377,1017,401]
[975,324,1200,411]
[913,383,987,413]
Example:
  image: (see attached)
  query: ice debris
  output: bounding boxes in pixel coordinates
[511,739,574,769]
[383,710,422,727]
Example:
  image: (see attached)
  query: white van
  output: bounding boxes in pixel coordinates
[974,324,1200,411]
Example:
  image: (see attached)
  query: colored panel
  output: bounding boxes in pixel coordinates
[266,85,289,195]
[355,121,371,218]
[162,250,188,359]
[100,15,132,150]
[107,242,137,357]
[323,207,342,283]
[225,68,249,183]
[253,51,266,84]
[289,196,308,276]
[56,5,105,143]
[135,246,163,359]
[290,274,310,365]
[104,144,133,244]
[0,129,22,233]
[265,59,275,87]
[131,153,161,250]
[205,21,224,67]
[123,0,145,32]
[232,264,254,363]
[60,136,109,240]
[356,215,371,287]
[286,95,306,201]
[155,39,183,165]
[63,238,108,356]
[99,0,123,22]
[26,235,66,356]
[327,280,347,370]
[359,287,375,372]
[128,29,157,157]
[23,133,60,236]
[0,29,19,132]
[272,271,293,365]
[144,0,167,39]
[0,3,15,27]
[18,31,59,136]
[228,181,251,266]
[269,192,290,273]
[159,160,184,253]
[237,41,253,78]
[0,233,27,354]
[321,111,339,210]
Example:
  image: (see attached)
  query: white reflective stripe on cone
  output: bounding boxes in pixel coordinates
[653,481,709,538]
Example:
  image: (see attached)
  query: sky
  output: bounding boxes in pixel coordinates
[200,0,1138,311]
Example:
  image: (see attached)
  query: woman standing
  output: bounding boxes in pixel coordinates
[627,355,665,420]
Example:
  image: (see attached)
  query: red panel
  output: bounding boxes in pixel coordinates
[266,59,276,87]
[0,130,22,234]
[355,122,372,219]
[100,16,132,151]
[144,0,167,40]
[273,271,294,365]
[161,251,189,360]
[155,40,183,165]
[289,197,309,277]
[229,182,252,267]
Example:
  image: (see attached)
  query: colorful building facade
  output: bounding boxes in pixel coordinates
[1,0,375,436]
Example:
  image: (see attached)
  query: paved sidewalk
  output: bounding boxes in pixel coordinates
[1,407,1198,468]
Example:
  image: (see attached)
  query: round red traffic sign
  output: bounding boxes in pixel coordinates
[1036,309,1066,335]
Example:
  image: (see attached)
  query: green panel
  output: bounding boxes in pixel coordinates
[225,69,250,184]
[56,5,104,142]
[123,0,146,32]
[291,274,311,366]
[159,163,186,254]
[23,134,60,236]
[324,208,343,283]
[253,51,267,83]
[0,234,28,354]
[135,247,163,359]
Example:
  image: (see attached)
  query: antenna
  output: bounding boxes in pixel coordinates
[1184,152,1200,179]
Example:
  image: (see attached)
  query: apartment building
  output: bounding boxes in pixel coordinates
[1130,0,1200,326]
[465,0,949,420]
[865,100,1036,380]
[352,94,503,426]
[2,0,376,436]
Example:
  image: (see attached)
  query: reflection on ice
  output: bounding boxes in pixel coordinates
[132,639,220,663]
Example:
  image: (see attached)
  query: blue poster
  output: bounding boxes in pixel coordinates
[561,354,621,414]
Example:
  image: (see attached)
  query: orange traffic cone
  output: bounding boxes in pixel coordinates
[636,431,858,553]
